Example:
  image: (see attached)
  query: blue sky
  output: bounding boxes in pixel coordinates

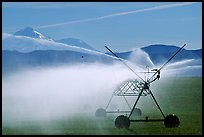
[2,2,202,52]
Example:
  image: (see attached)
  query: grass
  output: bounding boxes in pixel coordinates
[2,77,202,135]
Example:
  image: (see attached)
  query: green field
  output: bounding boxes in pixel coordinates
[2,77,202,135]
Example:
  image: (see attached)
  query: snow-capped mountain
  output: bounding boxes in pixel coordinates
[14,27,53,41]
[11,27,95,51]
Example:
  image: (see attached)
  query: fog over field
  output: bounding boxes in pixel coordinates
[2,63,133,123]
[2,61,201,123]
[2,45,202,131]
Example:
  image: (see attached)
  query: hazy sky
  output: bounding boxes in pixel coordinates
[2,2,202,51]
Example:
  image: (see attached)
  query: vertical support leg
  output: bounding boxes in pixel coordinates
[128,89,143,119]
[123,96,132,110]
[148,89,166,118]
[105,93,114,110]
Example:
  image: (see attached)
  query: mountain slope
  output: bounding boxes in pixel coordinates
[2,50,115,76]
[56,38,96,51]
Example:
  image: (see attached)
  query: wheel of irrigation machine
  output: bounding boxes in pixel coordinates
[115,115,130,129]
[132,108,142,116]
[164,114,180,128]
[95,108,107,117]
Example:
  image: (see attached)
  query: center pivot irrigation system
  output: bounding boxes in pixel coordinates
[95,44,186,128]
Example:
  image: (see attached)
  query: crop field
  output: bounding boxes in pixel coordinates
[2,77,202,135]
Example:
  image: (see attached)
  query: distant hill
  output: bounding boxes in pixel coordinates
[141,44,202,65]
[115,44,202,66]
[2,44,202,77]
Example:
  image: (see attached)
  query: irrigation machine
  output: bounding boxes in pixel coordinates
[95,44,187,128]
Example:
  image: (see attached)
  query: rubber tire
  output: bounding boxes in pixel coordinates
[164,114,180,128]
[133,108,142,116]
[95,108,107,117]
[115,115,130,129]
